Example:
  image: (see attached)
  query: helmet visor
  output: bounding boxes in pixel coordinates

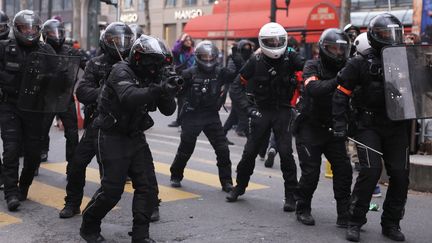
[0,23,8,32]
[104,33,134,52]
[371,26,403,45]
[46,26,65,41]
[347,29,359,41]
[260,35,287,49]
[322,40,350,60]
[16,23,40,40]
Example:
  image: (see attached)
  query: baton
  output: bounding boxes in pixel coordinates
[348,137,383,156]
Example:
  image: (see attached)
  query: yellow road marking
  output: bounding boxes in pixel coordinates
[154,161,268,190]
[41,163,200,202]
[28,181,91,211]
[0,212,22,228]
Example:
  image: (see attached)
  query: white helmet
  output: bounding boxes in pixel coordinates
[258,22,287,59]
[353,32,371,55]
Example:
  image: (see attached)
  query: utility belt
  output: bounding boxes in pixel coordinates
[355,108,391,127]
[94,111,154,137]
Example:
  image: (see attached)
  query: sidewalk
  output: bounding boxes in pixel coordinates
[409,154,432,192]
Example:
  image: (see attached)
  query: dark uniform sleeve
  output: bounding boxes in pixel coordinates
[177,68,193,96]
[289,51,306,72]
[76,59,101,105]
[303,60,338,97]
[332,57,361,132]
[229,57,255,113]
[108,64,163,109]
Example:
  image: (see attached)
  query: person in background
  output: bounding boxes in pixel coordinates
[168,33,195,128]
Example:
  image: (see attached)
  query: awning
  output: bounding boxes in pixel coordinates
[184,0,340,43]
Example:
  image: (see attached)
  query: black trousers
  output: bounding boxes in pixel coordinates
[236,108,297,198]
[64,126,99,208]
[81,130,158,241]
[0,103,43,199]
[170,117,232,186]
[41,101,78,164]
[294,123,352,216]
[223,103,248,135]
[349,121,410,227]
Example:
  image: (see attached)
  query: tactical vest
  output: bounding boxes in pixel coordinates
[186,66,223,111]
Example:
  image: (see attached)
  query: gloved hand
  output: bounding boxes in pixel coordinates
[247,107,262,118]
[161,76,182,97]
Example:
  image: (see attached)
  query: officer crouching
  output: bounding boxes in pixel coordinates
[79,35,180,243]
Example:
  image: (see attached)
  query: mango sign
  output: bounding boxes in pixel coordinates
[307,3,339,30]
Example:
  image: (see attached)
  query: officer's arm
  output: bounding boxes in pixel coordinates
[110,67,163,109]
[304,60,338,97]
[332,59,359,132]
[176,68,192,96]
[290,51,306,71]
[226,57,236,73]
[229,59,254,112]
[76,60,101,105]
[156,96,176,116]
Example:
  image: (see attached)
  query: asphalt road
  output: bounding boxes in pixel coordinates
[0,110,431,243]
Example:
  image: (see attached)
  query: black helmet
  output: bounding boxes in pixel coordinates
[102,22,134,60]
[343,24,360,42]
[0,10,10,40]
[319,28,351,69]
[13,10,42,46]
[195,40,219,72]
[237,39,253,61]
[367,13,403,51]
[42,19,65,48]
[129,24,144,40]
[128,35,173,77]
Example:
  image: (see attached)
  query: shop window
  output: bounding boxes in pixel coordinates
[184,0,197,7]
[165,0,176,7]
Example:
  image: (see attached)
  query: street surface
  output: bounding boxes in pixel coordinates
[0,110,431,243]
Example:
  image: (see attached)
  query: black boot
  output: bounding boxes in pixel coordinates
[40,151,48,162]
[6,196,20,212]
[168,120,180,127]
[336,215,349,228]
[150,207,160,222]
[296,211,315,225]
[226,185,245,202]
[283,194,296,212]
[80,230,106,243]
[264,149,276,168]
[170,178,182,188]
[59,205,81,218]
[346,225,361,242]
[221,182,234,193]
[382,226,405,241]
[19,186,29,201]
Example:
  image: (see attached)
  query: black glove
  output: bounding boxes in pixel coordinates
[161,76,182,97]
[247,107,262,118]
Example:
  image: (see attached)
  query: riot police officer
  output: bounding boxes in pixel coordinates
[226,23,304,211]
[169,40,234,192]
[294,28,352,226]
[129,23,144,40]
[0,10,10,190]
[343,24,361,56]
[59,22,133,218]
[333,14,409,242]
[0,10,55,211]
[39,19,87,172]
[80,35,178,243]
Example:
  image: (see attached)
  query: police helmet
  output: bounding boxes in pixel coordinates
[129,24,144,40]
[237,39,253,61]
[258,22,287,59]
[128,35,173,76]
[343,24,360,42]
[195,40,219,73]
[42,19,65,48]
[102,22,135,60]
[13,10,42,46]
[367,13,403,51]
[0,10,10,40]
[353,32,371,56]
[319,28,351,69]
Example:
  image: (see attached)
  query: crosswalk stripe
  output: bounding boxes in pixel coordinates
[154,161,268,190]
[28,181,91,211]
[40,163,200,202]
[0,212,22,228]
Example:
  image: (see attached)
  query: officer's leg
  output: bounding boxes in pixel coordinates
[324,138,353,225]
[294,142,323,214]
[348,129,383,226]
[223,105,238,134]
[0,105,22,200]
[62,127,98,215]
[272,109,298,198]
[19,111,44,199]
[381,124,409,232]
[258,130,271,159]
[236,112,271,188]
[170,123,202,182]
[40,113,55,161]
[236,105,248,135]
[128,136,158,241]
[58,101,79,175]
[81,131,130,236]
[203,120,233,187]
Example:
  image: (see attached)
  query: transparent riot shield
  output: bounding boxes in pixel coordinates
[17,52,80,113]
[382,45,432,120]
